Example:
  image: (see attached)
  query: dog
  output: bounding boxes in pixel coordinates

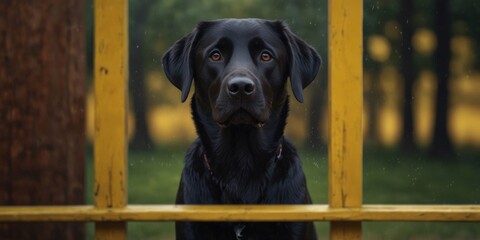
[162,18,321,240]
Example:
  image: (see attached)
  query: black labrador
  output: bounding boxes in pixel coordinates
[162,18,321,240]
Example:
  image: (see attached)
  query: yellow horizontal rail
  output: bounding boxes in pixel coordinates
[1,205,479,222]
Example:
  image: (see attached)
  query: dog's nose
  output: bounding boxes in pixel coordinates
[227,77,255,97]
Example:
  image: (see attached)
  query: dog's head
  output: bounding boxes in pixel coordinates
[163,19,321,128]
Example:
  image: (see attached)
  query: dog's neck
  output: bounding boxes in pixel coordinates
[191,96,288,192]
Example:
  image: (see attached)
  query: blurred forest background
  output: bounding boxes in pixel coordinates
[82,0,480,156]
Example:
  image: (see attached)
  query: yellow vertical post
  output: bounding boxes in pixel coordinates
[328,0,363,239]
[94,0,128,239]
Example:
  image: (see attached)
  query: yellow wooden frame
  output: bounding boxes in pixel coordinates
[1,205,479,222]
[1,0,479,239]
[328,0,363,238]
[93,0,128,238]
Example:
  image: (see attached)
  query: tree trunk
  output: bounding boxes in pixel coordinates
[0,1,85,239]
[129,0,153,150]
[430,0,453,157]
[400,0,416,152]
[365,66,380,146]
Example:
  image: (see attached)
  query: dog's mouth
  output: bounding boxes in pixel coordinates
[216,108,265,128]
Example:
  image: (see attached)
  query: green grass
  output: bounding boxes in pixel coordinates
[362,149,480,239]
[85,146,480,239]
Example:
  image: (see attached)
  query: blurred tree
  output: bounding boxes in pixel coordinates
[85,0,94,82]
[365,61,381,145]
[399,0,416,152]
[430,0,453,156]
[363,0,395,145]
[451,0,480,70]
[307,67,327,150]
[129,0,154,150]
[0,1,85,239]
[304,1,328,151]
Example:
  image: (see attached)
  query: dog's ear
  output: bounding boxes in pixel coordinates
[162,28,198,102]
[276,22,321,103]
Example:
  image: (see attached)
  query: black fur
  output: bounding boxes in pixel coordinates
[162,18,321,240]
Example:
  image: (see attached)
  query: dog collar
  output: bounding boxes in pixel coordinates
[202,139,284,176]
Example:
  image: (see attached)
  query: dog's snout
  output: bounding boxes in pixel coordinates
[227,77,255,97]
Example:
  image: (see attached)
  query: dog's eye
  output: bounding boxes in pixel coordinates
[260,51,272,62]
[209,50,222,62]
